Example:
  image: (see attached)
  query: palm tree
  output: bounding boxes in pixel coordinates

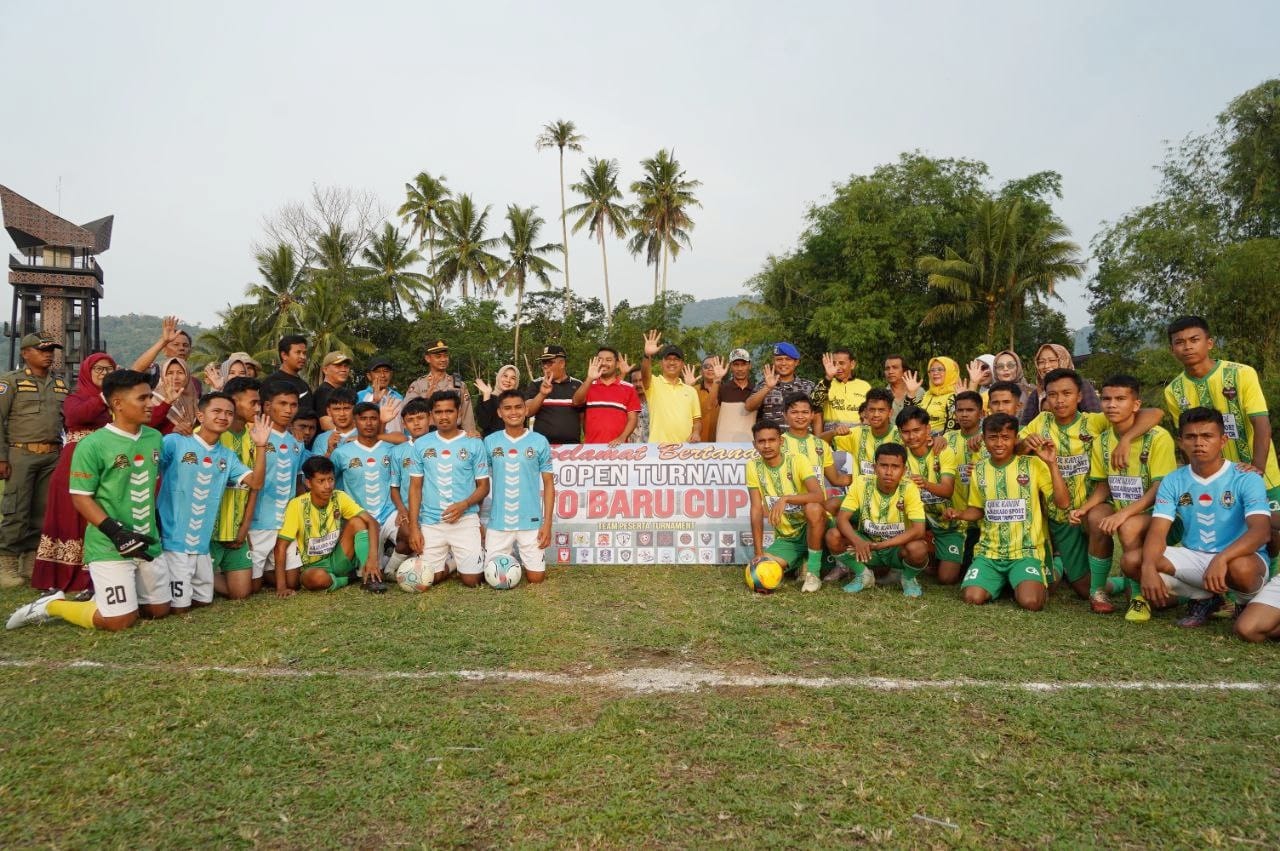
[535,119,585,309]
[630,149,701,298]
[397,172,451,281]
[244,243,308,339]
[498,205,562,359]
[433,193,502,301]
[627,215,663,297]
[297,278,375,384]
[566,157,630,321]
[359,223,430,317]
[197,303,270,365]
[918,197,1084,351]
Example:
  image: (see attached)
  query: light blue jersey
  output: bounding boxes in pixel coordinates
[332,439,397,524]
[1153,460,1270,560]
[357,387,403,406]
[391,439,419,493]
[484,429,553,531]
[407,431,490,524]
[314,426,357,457]
[251,429,307,531]
[158,433,254,553]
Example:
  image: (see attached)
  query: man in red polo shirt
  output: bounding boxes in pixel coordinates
[573,347,639,445]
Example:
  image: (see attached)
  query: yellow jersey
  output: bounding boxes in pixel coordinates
[746,453,817,539]
[1164,360,1280,488]
[1087,424,1177,510]
[1019,411,1108,521]
[838,476,926,542]
[968,454,1054,562]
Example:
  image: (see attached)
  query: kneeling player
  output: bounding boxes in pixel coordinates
[387,398,433,578]
[944,413,1069,611]
[897,406,961,586]
[405,391,490,587]
[1068,375,1176,617]
[274,456,382,595]
[1138,408,1270,628]
[484,390,554,583]
[9,371,163,632]
[824,443,928,596]
[332,403,399,573]
[746,420,827,592]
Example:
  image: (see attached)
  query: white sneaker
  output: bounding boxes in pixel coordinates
[6,590,63,630]
[801,572,822,593]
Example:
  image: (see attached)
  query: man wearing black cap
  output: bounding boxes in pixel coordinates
[404,340,477,435]
[640,331,702,443]
[524,344,583,444]
[0,333,69,587]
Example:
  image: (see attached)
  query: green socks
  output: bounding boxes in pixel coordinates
[834,552,865,575]
[1088,555,1112,595]
[1105,576,1128,596]
[806,549,822,578]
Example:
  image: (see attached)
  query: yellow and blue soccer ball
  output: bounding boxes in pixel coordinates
[484,553,523,589]
[745,555,784,594]
[396,556,432,593]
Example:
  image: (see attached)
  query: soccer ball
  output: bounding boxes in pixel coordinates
[484,553,523,589]
[745,555,784,594]
[396,556,433,593]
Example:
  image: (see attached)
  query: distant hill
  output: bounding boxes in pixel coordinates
[99,314,212,367]
[681,295,754,329]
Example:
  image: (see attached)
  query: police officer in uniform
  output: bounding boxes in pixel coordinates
[403,340,478,435]
[0,334,69,587]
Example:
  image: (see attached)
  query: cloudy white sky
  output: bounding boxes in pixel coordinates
[2,1,1276,332]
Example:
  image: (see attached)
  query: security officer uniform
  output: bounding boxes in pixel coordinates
[0,333,68,586]
[404,340,478,435]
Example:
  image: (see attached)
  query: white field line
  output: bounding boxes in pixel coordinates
[1,658,1278,695]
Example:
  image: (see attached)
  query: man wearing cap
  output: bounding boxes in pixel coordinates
[0,333,70,587]
[358,355,404,432]
[524,344,583,445]
[745,342,820,432]
[640,330,702,444]
[573,346,639,445]
[716,348,757,442]
[312,351,353,431]
[404,341,477,435]
[812,347,871,428]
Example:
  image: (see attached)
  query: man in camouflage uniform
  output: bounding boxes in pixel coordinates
[0,334,69,587]
[403,340,478,435]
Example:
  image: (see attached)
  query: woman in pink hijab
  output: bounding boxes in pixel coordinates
[1018,343,1100,426]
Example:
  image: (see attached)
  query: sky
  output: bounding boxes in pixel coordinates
[2,0,1278,334]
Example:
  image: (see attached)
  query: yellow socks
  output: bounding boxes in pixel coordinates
[47,599,98,630]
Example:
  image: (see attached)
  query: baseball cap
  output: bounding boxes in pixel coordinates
[321,352,352,368]
[365,355,394,372]
[773,342,801,359]
[538,344,567,361]
[425,340,449,354]
[19,333,62,351]
[657,344,685,360]
[729,347,751,363]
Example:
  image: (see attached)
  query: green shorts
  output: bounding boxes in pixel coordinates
[1047,519,1088,583]
[931,527,965,565]
[765,531,808,572]
[962,556,1046,598]
[210,540,252,573]
[303,550,357,590]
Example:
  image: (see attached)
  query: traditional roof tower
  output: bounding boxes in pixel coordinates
[0,184,109,376]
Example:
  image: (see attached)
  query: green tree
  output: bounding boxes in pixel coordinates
[433,194,502,301]
[397,171,452,267]
[566,157,631,320]
[630,149,701,298]
[195,304,268,365]
[535,119,585,310]
[359,223,430,318]
[498,205,562,360]
[244,243,308,341]
[296,278,375,384]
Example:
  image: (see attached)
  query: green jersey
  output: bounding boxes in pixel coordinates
[68,424,163,563]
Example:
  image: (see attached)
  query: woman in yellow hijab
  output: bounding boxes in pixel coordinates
[921,356,959,434]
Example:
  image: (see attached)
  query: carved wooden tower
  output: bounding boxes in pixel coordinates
[0,185,109,377]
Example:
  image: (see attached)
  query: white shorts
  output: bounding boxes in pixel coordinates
[89,560,142,618]
[421,514,483,575]
[1163,546,1267,596]
[149,551,214,607]
[1249,573,1280,609]
[478,495,492,527]
[375,511,399,547]
[486,528,546,574]
[248,528,302,579]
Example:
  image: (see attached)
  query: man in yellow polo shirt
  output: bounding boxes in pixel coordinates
[812,347,871,427]
[640,330,701,444]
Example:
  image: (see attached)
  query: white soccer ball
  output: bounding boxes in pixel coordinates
[483,553,523,589]
[396,556,433,593]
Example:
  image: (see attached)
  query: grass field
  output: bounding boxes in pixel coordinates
[2,566,1279,848]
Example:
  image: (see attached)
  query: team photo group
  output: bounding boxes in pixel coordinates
[5,312,1280,645]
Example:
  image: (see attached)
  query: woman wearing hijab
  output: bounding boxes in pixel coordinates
[921,356,960,434]
[158,356,200,434]
[475,364,522,436]
[992,350,1037,419]
[1019,343,1100,426]
[965,354,996,392]
[30,354,173,592]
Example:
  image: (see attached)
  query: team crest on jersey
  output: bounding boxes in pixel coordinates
[112,453,129,469]
[1016,472,1030,487]
[458,448,468,459]
[492,447,504,457]
[332,507,341,520]
[1222,490,1235,508]
[1178,492,1193,506]
[932,460,941,474]
[424,448,437,459]
[526,447,536,458]
[217,458,227,471]
[180,451,198,465]
[347,458,362,469]
[1223,387,1238,401]
[1140,451,1149,463]
[264,442,276,453]
[381,456,391,467]
[401,457,412,468]
[153,450,160,463]
[896,499,905,511]
[1081,432,1094,443]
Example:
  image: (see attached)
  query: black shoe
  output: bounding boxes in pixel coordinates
[362,576,387,594]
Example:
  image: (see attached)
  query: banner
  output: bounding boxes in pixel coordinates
[547,442,770,566]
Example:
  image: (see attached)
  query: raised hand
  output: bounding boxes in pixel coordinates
[1031,438,1057,467]
[539,367,554,396]
[681,364,698,386]
[379,396,402,424]
[159,315,180,347]
[762,363,779,389]
[966,359,984,386]
[204,362,223,390]
[616,354,633,378]
[706,356,727,382]
[643,329,662,358]
[585,356,603,382]
[903,369,922,397]
[473,378,493,400]
[249,413,273,447]
[822,352,837,380]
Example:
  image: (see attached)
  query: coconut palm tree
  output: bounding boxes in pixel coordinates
[397,171,451,269]
[359,223,430,317]
[918,197,1084,351]
[535,119,585,309]
[433,193,502,301]
[566,157,630,321]
[630,149,701,298]
[498,205,562,359]
[296,277,375,384]
[244,243,308,340]
[196,303,270,365]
